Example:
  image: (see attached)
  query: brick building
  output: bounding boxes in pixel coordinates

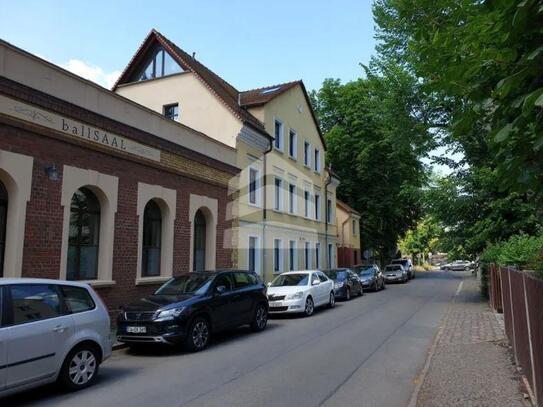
[0,40,241,313]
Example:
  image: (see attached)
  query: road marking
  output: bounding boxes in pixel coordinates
[455,281,464,298]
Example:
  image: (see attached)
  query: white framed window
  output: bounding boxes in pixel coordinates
[248,167,261,206]
[248,235,259,274]
[304,141,311,167]
[328,243,334,268]
[289,240,297,271]
[273,238,283,273]
[315,242,321,269]
[304,190,310,218]
[314,149,321,173]
[315,193,321,221]
[289,129,297,159]
[274,118,284,151]
[304,241,311,269]
[326,198,332,224]
[288,183,296,214]
[163,103,179,121]
[274,177,283,211]
[352,219,357,235]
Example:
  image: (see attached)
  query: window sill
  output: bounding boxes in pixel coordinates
[273,147,284,154]
[248,202,262,209]
[288,155,297,162]
[135,276,171,286]
[82,280,116,288]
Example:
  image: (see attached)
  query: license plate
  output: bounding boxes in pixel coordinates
[127,326,146,334]
[269,301,282,307]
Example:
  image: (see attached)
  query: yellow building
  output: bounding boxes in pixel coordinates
[114,29,339,281]
[336,200,362,268]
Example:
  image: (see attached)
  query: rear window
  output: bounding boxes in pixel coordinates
[9,284,62,325]
[233,272,257,289]
[385,265,402,271]
[61,285,95,313]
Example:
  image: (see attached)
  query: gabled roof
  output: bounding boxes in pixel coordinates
[240,80,327,150]
[113,29,267,136]
[337,200,361,216]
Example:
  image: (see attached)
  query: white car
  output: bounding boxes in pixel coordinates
[0,278,112,398]
[267,271,335,316]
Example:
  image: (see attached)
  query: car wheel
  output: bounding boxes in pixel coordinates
[464,266,469,272]
[58,344,100,391]
[250,304,268,332]
[328,292,336,308]
[304,296,315,316]
[185,317,210,352]
[345,287,351,301]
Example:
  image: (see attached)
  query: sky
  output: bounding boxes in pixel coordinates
[0,0,455,173]
[0,0,376,92]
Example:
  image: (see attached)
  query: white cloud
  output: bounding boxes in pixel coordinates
[61,59,121,89]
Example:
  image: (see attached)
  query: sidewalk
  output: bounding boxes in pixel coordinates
[415,273,528,407]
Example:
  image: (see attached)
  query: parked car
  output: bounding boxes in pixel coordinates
[266,271,335,317]
[0,278,112,398]
[442,260,474,272]
[383,264,408,283]
[354,264,385,291]
[323,268,363,300]
[391,258,415,279]
[117,271,268,352]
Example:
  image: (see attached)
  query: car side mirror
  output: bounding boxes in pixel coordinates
[215,285,226,295]
[267,282,272,287]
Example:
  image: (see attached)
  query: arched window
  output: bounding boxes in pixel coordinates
[142,200,162,277]
[67,188,100,280]
[193,209,206,271]
[0,181,7,277]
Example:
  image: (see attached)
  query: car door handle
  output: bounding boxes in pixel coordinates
[52,325,65,333]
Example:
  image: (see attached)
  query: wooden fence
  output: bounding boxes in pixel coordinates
[489,266,543,406]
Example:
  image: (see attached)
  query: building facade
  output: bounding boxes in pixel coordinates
[336,200,361,268]
[0,40,239,312]
[114,30,339,282]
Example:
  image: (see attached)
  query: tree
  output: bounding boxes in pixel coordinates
[311,62,433,263]
[398,216,441,263]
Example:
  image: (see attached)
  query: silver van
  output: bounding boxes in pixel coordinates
[0,279,112,398]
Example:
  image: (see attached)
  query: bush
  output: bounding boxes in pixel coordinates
[481,232,543,272]
[422,263,433,270]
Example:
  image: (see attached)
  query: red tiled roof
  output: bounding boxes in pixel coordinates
[113,29,268,136]
[239,81,301,107]
[337,200,360,216]
[240,80,326,150]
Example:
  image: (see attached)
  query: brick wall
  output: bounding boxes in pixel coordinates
[0,122,234,312]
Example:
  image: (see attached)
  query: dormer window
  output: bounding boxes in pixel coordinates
[164,103,179,121]
[137,47,182,81]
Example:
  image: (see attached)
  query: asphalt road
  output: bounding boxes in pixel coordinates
[5,271,463,407]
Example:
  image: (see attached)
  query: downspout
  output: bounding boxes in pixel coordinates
[341,217,350,266]
[324,165,332,268]
[262,135,273,280]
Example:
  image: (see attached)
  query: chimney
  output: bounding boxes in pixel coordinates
[192,52,196,59]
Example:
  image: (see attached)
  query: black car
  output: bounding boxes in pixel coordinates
[391,258,415,279]
[117,271,268,351]
[323,268,363,300]
[354,264,385,291]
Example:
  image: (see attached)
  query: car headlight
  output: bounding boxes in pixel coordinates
[286,291,304,300]
[334,281,344,289]
[155,307,186,321]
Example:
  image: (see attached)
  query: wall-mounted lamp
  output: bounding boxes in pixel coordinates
[44,164,60,181]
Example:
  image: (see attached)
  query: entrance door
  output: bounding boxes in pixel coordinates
[193,209,206,271]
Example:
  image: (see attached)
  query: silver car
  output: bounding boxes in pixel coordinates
[442,260,474,272]
[383,264,408,283]
[0,278,112,398]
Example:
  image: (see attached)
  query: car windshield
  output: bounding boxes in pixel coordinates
[385,265,402,271]
[155,274,213,295]
[354,265,373,272]
[325,270,347,281]
[392,260,408,266]
[270,273,309,287]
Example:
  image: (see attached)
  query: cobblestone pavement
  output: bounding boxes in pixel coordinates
[416,273,527,407]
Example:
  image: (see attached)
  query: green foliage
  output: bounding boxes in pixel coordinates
[398,216,441,261]
[373,0,543,196]
[480,232,543,271]
[310,62,433,262]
